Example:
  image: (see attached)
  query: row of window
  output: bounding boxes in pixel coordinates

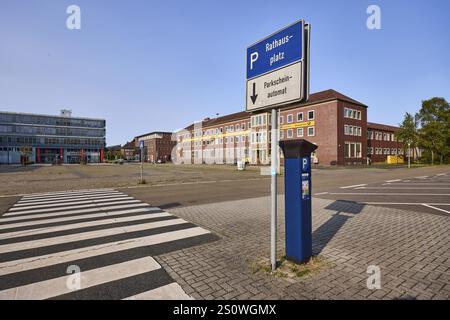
[0,125,105,137]
[0,113,105,129]
[0,135,104,146]
[251,114,267,127]
[344,125,362,136]
[368,131,396,141]
[344,107,362,120]
[0,147,101,152]
[368,147,403,155]
[281,127,315,139]
[281,110,315,124]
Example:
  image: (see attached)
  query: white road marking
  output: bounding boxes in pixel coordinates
[0,203,151,223]
[329,192,450,196]
[386,179,402,183]
[359,187,450,190]
[0,212,172,240]
[357,202,450,206]
[10,197,135,211]
[0,227,210,275]
[314,192,328,196]
[3,200,143,216]
[20,189,116,200]
[436,173,447,176]
[340,184,367,189]
[422,204,450,214]
[0,207,160,230]
[0,218,189,254]
[15,193,125,206]
[0,257,161,300]
[123,283,193,300]
[414,176,429,179]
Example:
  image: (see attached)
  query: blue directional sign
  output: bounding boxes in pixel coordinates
[247,20,303,80]
[139,141,144,149]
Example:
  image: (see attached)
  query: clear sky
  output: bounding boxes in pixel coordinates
[1,0,449,146]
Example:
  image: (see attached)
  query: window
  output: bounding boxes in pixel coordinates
[279,116,284,124]
[287,129,293,138]
[308,110,315,120]
[344,107,362,120]
[307,127,315,137]
[345,142,362,158]
[297,112,303,122]
[297,128,304,137]
[235,124,239,131]
[280,130,284,139]
[287,114,293,123]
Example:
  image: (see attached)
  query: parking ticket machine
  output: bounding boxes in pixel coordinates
[279,139,318,263]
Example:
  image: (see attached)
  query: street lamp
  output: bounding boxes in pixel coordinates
[408,142,411,169]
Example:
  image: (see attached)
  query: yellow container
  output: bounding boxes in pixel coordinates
[387,155,404,164]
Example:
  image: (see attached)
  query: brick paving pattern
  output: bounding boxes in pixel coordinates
[155,196,450,300]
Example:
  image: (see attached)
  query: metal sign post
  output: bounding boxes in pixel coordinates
[270,108,278,271]
[140,141,144,183]
[246,19,311,270]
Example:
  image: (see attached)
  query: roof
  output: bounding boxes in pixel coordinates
[121,141,136,149]
[134,131,173,139]
[106,145,121,150]
[183,111,249,131]
[279,89,368,111]
[0,110,105,122]
[368,122,400,132]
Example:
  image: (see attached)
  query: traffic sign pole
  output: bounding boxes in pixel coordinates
[270,108,278,271]
[246,19,310,270]
[140,141,144,183]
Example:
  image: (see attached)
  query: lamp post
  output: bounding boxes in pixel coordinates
[408,142,411,169]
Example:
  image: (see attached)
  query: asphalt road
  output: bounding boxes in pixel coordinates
[316,171,450,216]
[1,165,449,217]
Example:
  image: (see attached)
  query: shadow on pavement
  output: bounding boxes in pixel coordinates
[312,200,365,255]
[158,202,182,210]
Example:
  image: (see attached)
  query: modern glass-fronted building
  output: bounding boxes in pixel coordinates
[0,110,106,164]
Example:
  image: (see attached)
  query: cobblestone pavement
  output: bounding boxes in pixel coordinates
[155,196,450,300]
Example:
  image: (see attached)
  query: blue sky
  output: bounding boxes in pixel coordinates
[1,0,449,146]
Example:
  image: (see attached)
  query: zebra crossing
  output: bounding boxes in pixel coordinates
[0,188,216,300]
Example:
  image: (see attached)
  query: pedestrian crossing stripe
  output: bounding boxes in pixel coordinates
[0,189,216,300]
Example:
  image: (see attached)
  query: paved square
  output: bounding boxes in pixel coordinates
[157,195,450,300]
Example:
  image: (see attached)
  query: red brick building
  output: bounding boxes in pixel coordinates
[176,89,391,166]
[367,122,404,164]
[135,132,176,163]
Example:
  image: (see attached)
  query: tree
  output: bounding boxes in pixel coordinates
[416,98,450,164]
[396,112,419,160]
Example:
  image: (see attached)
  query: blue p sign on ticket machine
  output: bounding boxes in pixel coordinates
[279,139,318,263]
